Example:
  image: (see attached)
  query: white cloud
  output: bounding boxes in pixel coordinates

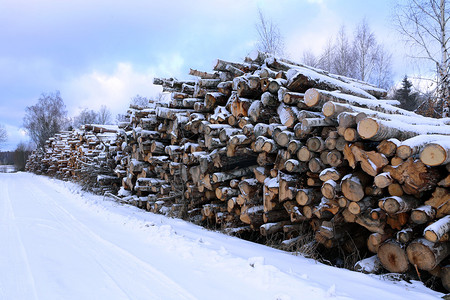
[1,123,31,151]
[62,63,164,118]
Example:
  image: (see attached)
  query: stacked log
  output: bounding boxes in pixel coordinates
[26,52,450,291]
[25,124,121,195]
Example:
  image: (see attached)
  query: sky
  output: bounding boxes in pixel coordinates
[0,0,414,151]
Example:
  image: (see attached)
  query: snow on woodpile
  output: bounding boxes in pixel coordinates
[26,124,121,195]
[25,51,450,293]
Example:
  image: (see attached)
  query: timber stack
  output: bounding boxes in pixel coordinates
[25,51,450,291]
[26,124,121,195]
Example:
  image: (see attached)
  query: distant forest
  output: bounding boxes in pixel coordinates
[0,150,31,171]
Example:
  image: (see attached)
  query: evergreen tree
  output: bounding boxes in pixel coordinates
[394,76,419,111]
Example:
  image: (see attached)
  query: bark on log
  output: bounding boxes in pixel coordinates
[442,265,450,292]
[296,188,322,206]
[284,159,308,173]
[367,231,393,253]
[211,166,256,184]
[377,139,400,158]
[374,172,393,188]
[354,255,383,273]
[424,215,450,243]
[410,205,437,225]
[379,195,419,215]
[420,142,450,166]
[248,100,272,123]
[260,221,289,236]
[321,180,341,200]
[357,118,415,141]
[406,238,449,271]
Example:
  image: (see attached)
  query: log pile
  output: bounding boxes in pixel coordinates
[25,124,121,195]
[26,52,450,291]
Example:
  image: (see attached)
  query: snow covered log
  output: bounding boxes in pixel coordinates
[420,140,450,166]
[424,215,450,243]
[26,51,450,286]
[287,68,377,99]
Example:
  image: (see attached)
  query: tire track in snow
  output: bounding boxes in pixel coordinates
[20,175,198,300]
[0,176,39,300]
[17,180,135,300]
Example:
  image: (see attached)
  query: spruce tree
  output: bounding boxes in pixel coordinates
[394,76,418,111]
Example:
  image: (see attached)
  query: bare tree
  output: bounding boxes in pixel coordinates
[353,20,393,89]
[0,124,7,149]
[370,45,394,89]
[130,94,150,107]
[302,49,320,68]
[317,38,335,72]
[97,105,112,125]
[23,91,69,150]
[73,108,98,129]
[255,8,284,56]
[115,113,129,124]
[333,25,356,77]
[302,20,393,89]
[395,0,450,116]
[353,19,377,82]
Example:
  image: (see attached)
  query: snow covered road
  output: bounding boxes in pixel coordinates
[0,173,443,299]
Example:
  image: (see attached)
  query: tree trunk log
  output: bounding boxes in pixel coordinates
[377,239,409,273]
[420,142,450,166]
[406,238,449,271]
[424,215,450,243]
[341,172,371,202]
[410,205,437,225]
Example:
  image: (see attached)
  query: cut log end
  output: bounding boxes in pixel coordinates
[357,118,379,140]
[377,239,409,273]
[304,88,320,107]
[420,144,449,166]
[322,102,336,118]
[406,238,449,271]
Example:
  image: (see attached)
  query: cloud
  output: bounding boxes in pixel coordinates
[61,62,164,118]
[1,123,31,151]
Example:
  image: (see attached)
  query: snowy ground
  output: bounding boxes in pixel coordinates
[0,172,444,300]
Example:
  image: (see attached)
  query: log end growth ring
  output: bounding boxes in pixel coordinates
[357,118,379,140]
[304,88,320,107]
[406,240,438,271]
[420,144,447,166]
[378,240,409,273]
[322,102,335,117]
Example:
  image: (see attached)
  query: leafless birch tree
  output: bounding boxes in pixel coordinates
[395,0,450,117]
[73,108,98,129]
[255,9,284,56]
[97,105,112,125]
[303,20,393,89]
[23,91,69,149]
